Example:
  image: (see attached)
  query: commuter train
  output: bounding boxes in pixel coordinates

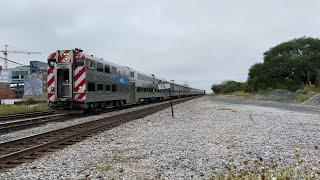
[47,48,205,112]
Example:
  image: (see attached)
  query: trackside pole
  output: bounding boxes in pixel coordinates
[169,88,174,118]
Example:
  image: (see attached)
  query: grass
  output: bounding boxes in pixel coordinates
[0,103,49,116]
[231,91,253,98]
[211,149,319,179]
[295,84,320,103]
[211,91,253,98]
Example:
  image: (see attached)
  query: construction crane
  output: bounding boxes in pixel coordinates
[0,45,41,69]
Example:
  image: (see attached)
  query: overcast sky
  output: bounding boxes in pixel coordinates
[0,0,319,92]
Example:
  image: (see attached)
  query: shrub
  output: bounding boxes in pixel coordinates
[211,81,247,94]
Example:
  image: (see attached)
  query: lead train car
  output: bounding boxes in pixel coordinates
[47,49,204,112]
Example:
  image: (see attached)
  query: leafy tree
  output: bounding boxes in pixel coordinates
[264,37,320,68]
[246,37,320,92]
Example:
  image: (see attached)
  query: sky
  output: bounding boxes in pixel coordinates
[0,0,319,92]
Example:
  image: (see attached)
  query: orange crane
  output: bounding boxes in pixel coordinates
[0,45,41,69]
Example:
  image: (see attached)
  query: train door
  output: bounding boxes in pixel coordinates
[129,82,135,103]
[57,69,72,99]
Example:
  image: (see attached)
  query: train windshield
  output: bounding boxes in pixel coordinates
[48,59,56,67]
[74,58,84,67]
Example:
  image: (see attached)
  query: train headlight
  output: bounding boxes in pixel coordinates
[79,86,82,90]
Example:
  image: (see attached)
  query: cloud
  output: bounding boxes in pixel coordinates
[0,0,319,92]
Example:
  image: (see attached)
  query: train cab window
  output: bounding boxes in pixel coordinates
[89,61,96,70]
[74,58,84,67]
[111,84,117,92]
[88,82,95,91]
[48,59,56,67]
[105,84,111,91]
[97,84,103,91]
[104,65,110,73]
[97,63,103,72]
[130,72,134,78]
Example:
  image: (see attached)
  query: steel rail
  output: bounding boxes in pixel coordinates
[0,111,54,122]
[0,114,67,134]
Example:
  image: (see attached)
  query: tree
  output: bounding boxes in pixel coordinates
[246,37,320,92]
[264,37,320,69]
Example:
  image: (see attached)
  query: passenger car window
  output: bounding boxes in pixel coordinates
[89,61,95,69]
[105,84,111,91]
[111,67,117,74]
[111,84,117,92]
[97,63,103,72]
[104,65,110,73]
[88,82,95,91]
[97,84,103,91]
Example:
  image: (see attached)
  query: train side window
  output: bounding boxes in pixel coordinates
[89,61,95,70]
[105,84,111,91]
[97,63,103,72]
[97,84,103,91]
[111,84,117,92]
[88,82,95,91]
[74,58,84,67]
[104,65,110,73]
[111,67,117,75]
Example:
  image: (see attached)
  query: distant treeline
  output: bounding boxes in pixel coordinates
[212,37,320,94]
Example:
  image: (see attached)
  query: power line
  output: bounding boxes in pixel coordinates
[0,56,26,66]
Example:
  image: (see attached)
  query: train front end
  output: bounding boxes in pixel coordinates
[47,49,87,111]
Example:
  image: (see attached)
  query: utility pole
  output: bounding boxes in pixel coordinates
[151,74,155,102]
[170,80,175,118]
[171,80,175,97]
[3,45,8,70]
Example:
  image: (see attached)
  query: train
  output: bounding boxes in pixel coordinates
[47,48,205,112]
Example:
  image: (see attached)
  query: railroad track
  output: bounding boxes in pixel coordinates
[0,96,197,171]
[0,114,67,134]
[0,111,54,122]
[0,104,142,134]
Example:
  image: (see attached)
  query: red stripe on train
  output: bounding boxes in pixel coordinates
[49,52,56,59]
[77,93,86,100]
[47,76,55,87]
[73,67,86,81]
[48,93,53,99]
[47,66,54,74]
[74,78,86,91]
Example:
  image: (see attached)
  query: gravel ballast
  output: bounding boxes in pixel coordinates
[0,96,319,179]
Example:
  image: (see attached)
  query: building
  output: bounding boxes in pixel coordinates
[0,61,47,100]
[30,61,47,74]
[0,83,15,100]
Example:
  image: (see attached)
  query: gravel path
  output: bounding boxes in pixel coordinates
[0,96,319,179]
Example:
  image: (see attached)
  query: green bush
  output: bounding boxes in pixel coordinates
[211,81,247,94]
